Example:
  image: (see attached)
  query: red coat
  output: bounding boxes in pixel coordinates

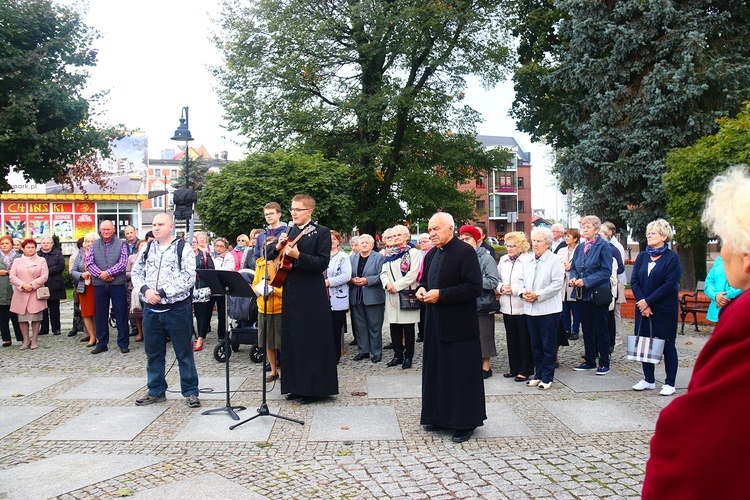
[9,254,49,315]
[642,289,750,498]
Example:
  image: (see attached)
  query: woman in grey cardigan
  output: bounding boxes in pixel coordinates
[458,225,499,379]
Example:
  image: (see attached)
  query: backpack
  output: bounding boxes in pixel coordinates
[141,238,186,271]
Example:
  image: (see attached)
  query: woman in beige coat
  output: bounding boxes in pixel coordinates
[10,238,49,350]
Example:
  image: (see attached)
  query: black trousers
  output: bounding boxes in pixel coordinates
[40,299,61,334]
[390,323,415,360]
[0,304,21,342]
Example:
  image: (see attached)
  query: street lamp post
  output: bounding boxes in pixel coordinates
[170,106,195,243]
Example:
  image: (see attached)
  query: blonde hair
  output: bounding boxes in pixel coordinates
[702,165,750,253]
[83,232,98,243]
[646,219,674,242]
[504,231,530,253]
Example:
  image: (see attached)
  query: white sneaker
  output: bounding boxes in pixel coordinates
[632,380,656,391]
[526,378,541,387]
[660,385,676,396]
[537,381,552,390]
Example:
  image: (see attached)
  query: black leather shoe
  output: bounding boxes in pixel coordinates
[386,357,403,367]
[38,331,49,336]
[120,347,130,353]
[402,358,412,369]
[67,330,78,337]
[423,424,442,432]
[483,369,493,379]
[286,393,302,400]
[383,343,393,349]
[568,333,579,340]
[348,339,358,346]
[52,330,61,336]
[452,428,474,443]
[91,345,108,354]
[300,396,320,405]
[371,355,381,363]
[416,336,423,343]
[353,353,370,361]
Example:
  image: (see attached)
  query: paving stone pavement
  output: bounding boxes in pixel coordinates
[0,300,711,499]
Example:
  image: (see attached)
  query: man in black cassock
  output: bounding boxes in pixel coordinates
[416,212,486,443]
[267,194,338,404]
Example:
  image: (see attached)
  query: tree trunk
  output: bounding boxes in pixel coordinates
[676,237,707,291]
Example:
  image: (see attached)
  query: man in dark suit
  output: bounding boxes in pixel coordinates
[417,212,485,443]
[349,234,385,362]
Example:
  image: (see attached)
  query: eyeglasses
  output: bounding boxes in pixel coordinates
[646,232,659,236]
[289,207,311,213]
[214,243,226,248]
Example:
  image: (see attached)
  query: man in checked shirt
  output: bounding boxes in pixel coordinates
[85,220,130,354]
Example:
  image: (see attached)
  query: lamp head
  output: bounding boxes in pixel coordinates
[170,117,193,142]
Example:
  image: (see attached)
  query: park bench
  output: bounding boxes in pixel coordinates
[680,281,708,334]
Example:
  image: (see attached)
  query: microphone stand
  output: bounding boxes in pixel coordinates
[231,225,303,430]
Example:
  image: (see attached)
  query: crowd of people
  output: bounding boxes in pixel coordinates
[15,187,750,449]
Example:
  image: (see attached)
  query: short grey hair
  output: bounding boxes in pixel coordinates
[580,215,602,230]
[358,234,374,245]
[431,212,455,230]
[531,227,554,246]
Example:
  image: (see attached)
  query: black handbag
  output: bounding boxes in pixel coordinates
[592,286,612,306]
[399,289,420,310]
[477,289,500,314]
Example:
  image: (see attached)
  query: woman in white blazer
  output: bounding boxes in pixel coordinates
[497,232,534,382]
[517,227,565,390]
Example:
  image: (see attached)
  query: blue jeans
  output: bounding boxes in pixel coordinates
[527,313,561,383]
[94,284,129,348]
[143,300,199,397]
[643,338,678,386]
[579,300,610,367]
[562,301,580,334]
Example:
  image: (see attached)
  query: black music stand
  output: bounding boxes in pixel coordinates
[199,269,250,420]
[230,237,304,430]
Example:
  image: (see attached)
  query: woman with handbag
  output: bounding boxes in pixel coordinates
[191,237,215,352]
[326,231,352,362]
[458,226,499,379]
[71,232,98,347]
[630,219,682,396]
[569,215,613,375]
[381,225,422,369]
[9,238,49,350]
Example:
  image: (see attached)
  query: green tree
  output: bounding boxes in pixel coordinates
[212,0,513,233]
[510,0,750,244]
[665,102,750,287]
[196,150,354,240]
[171,154,210,193]
[0,0,120,191]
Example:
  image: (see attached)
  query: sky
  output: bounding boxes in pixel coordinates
[72,0,562,219]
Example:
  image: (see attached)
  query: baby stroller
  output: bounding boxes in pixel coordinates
[213,269,263,363]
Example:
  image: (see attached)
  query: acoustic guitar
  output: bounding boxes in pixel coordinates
[268,225,316,286]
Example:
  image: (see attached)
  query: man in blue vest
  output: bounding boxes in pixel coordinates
[85,220,130,354]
